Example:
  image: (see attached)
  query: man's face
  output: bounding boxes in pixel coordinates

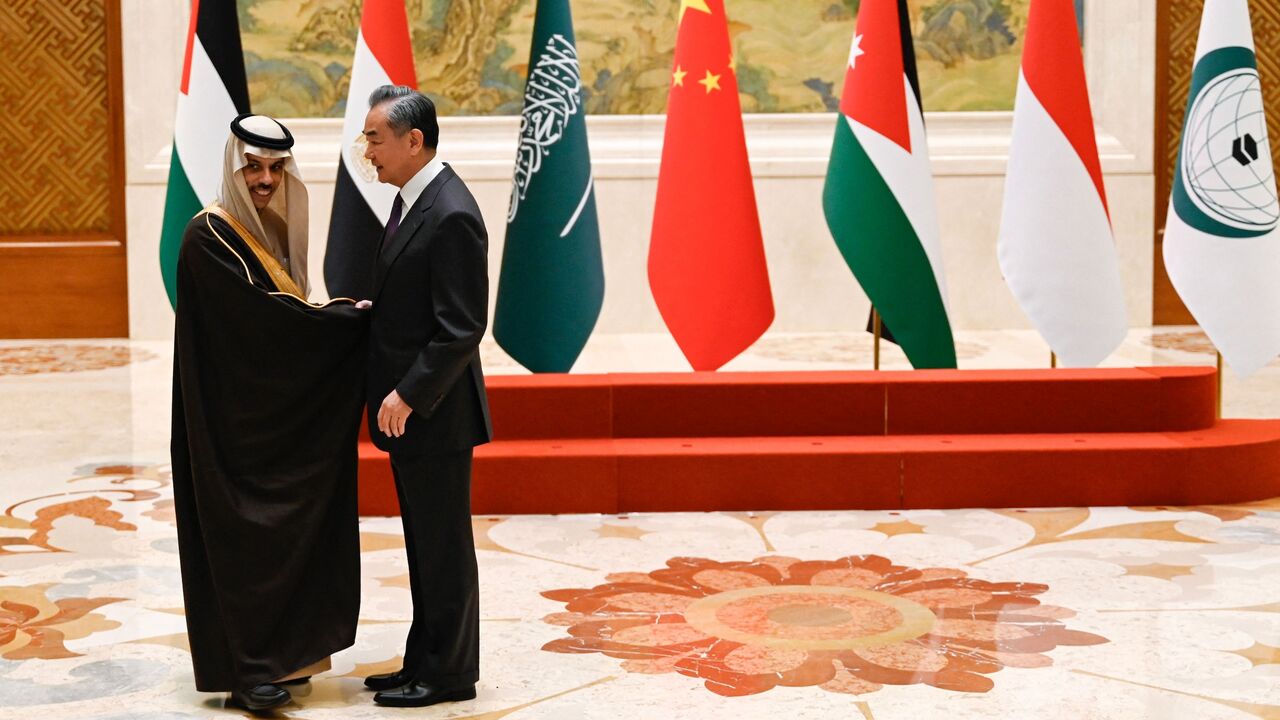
[363,104,424,188]
[242,152,285,210]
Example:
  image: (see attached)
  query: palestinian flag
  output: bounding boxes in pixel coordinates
[159,0,249,308]
[822,0,955,369]
[494,0,604,373]
[648,0,774,371]
[1164,0,1280,377]
[323,0,417,301]
[997,0,1127,367]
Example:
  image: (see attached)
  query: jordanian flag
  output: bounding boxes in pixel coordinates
[822,0,955,369]
[494,0,604,373]
[160,0,249,307]
[324,0,417,301]
[1165,0,1280,377]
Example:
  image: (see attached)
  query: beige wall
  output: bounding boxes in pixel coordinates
[123,0,1156,343]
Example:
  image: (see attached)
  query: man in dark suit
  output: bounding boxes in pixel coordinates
[358,85,492,708]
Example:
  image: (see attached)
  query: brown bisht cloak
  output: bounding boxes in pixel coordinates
[170,208,368,692]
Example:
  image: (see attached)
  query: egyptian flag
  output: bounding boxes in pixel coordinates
[997,0,1127,367]
[1165,0,1280,377]
[159,0,249,308]
[823,0,954,369]
[324,0,417,301]
[648,0,774,371]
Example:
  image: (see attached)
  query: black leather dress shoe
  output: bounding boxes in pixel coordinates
[230,683,290,711]
[363,670,413,691]
[373,681,476,707]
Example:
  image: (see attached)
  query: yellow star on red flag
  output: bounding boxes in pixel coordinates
[673,65,688,87]
[698,70,721,93]
[679,0,711,23]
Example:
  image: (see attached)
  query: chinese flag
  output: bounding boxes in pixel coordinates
[648,0,774,371]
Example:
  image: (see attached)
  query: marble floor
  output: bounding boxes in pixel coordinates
[1,329,1279,719]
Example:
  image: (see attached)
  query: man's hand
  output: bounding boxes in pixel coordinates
[378,390,413,438]
[355,300,372,309]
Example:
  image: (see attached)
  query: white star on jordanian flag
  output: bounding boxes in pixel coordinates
[848,33,865,68]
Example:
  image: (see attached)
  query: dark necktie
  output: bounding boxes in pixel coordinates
[381,193,404,252]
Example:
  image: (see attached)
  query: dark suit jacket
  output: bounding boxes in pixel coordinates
[367,164,493,455]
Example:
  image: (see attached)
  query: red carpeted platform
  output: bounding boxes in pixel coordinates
[357,366,1280,515]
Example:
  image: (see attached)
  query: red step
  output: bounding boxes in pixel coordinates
[358,367,1279,515]
[361,422,1280,515]
[883,366,1216,434]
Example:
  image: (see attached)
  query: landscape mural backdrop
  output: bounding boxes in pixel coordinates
[238,0,1085,117]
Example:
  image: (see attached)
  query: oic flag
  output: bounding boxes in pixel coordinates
[997,0,1127,367]
[324,0,417,301]
[494,0,604,373]
[648,0,774,371]
[159,0,249,308]
[822,0,955,369]
[1165,0,1280,377]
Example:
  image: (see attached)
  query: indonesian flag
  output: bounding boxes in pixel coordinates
[648,0,774,371]
[323,0,417,301]
[159,0,249,308]
[1165,0,1280,377]
[823,0,955,369]
[997,0,1127,367]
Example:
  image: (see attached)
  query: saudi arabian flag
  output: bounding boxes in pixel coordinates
[494,0,604,373]
[1164,0,1280,377]
[159,0,250,308]
[822,0,955,369]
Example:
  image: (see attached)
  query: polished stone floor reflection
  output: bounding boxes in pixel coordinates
[1,330,1278,718]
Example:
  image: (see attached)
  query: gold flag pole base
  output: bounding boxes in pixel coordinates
[1050,351,1058,369]
[1216,351,1224,418]
[873,308,882,372]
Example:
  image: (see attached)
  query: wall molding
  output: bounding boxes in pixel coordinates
[136,110,1148,187]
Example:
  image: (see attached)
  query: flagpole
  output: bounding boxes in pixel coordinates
[1050,351,1057,369]
[872,308,882,371]
[1216,351,1224,418]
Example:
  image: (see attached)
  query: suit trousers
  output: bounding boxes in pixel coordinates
[389,449,479,687]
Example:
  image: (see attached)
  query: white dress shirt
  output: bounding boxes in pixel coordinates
[393,154,445,224]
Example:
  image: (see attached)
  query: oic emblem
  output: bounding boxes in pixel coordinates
[1174,47,1278,238]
